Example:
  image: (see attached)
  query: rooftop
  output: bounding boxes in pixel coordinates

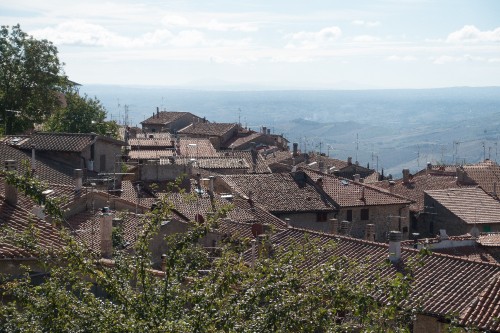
[425,187,500,224]
[140,111,195,125]
[179,122,238,137]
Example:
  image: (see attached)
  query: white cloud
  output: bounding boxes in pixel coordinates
[352,35,381,42]
[286,26,342,49]
[387,55,417,62]
[161,13,258,32]
[351,20,380,27]
[432,54,485,64]
[447,25,500,43]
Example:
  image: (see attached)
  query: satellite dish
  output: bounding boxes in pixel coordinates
[195,214,205,224]
[251,223,264,237]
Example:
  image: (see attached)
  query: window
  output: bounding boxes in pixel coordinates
[346,210,353,222]
[316,212,328,222]
[360,208,369,221]
[483,225,492,232]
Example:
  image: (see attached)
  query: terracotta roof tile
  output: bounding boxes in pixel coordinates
[425,187,500,224]
[129,137,173,148]
[478,233,500,247]
[128,149,174,160]
[462,161,500,195]
[226,133,264,149]
[179,123,238,137]
[304,168,412,207]
[180,138,218,157]
[0,199,64,259]
[372,173,471,212]
[221,173,335,213]
[140,111,193,125]
[16,133,94,152]
[243,228,500,330]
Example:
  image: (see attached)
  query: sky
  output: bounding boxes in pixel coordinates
[2,0,500,89]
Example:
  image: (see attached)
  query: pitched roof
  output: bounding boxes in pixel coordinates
[180,138,218,157]
[372,173,469,212]
[462,160,500,195]
[226,133,264,149]
[0,144,75,186]
[222,151,272,173]
[128,149,175,160]
[220,173,335,213]
[243,227,500,330]
[178,123,238,137]
[477,233,500,247]
[0,198,64,259]
[14,133,124,152]
[140,111,194,125]
[303,168,412,207]
[128,137,173,148]
[425,187,500,224]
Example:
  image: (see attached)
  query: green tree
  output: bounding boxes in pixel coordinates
[44,91,119,138]
[0,169,433,333]
[0,24,69,135]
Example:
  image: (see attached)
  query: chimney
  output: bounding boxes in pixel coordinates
[209,176,215,196]
[426,162,432,174]
[330,218,339,235]
[74,169,83,193]
[31,145,36,173]
[389,180,395,193]
[347,157,352,165]
[285,218,291,228]
[365,224,375,241]
[354,174,360,182]
[388,231,402,263]
[318,160,325,174]
[316,177,323,188]
[340,220,350,236]
[262,126,267,134]
[439,229,449,240]
[156,107,159,118]
[292,142,298,156]
[100,208,113,258]
[402,169,410,184]
[161,254,167,272]
[4,160,18,206]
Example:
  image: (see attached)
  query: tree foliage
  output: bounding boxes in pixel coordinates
[0,167,432,333]
[44,91,119,138]
[0,24,68,134]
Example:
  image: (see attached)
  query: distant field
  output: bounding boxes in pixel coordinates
[81,85,500,177]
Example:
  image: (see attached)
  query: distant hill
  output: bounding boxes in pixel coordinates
[80,85,500,177]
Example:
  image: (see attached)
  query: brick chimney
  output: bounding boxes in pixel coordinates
[402,169,410,184]
[389,180,395,193]
[354,174,360,183]
[100,208,113,258]
[4,160,18,206]
[388,231,402,263]
[347,157,352,165]
[365,224,375,241]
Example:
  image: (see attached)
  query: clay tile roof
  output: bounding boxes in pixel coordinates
[463,161,500,195]
[372,173,469,212]
[304,169,412,207]
[243,227,500,329]
[0,199,64,259]
[220,173,335,213]
[129,137,173,147]
[227,133,264,149]
[128,149,175,160]
[180,157,250,170]
[477,233,500,247]
[460,274,500,331]
[179,123,238,137]
[222,151,272,173]
[140,111,192,125]
[425,187,500,224]
[17,133,95,152]
[0,144,75,186]
[180,138,218,157]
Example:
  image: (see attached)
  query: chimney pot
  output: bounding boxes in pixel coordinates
[340,220,350,236]
[388,231,402,263]
[354,174,360,182]
[74,169,83,192]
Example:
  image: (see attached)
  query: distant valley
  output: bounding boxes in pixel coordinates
[80,85,500,177]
